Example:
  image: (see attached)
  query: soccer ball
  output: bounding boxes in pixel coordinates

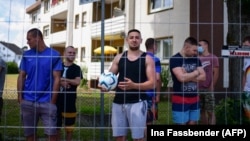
[98,72,118,91]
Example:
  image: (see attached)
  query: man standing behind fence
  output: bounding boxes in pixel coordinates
[0,57,6,124]
[169,37,206,125]
[242,36,250,123]
[145,38,162,124]
[17,28,62,141]
[105,29,156,141]
[198,39,219,125]
[56,46,83,141]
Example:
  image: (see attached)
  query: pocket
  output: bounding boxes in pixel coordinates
[141,101,147,115]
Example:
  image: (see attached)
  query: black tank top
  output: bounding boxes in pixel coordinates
[113,51,147,104]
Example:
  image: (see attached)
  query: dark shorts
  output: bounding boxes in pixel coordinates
[20,100,57,136]
[56,94,77,129]
[146,110,154,123]
[199,89,215,111]
[147,98,158,121]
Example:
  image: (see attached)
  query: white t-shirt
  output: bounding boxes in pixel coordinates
[243,58,250,91]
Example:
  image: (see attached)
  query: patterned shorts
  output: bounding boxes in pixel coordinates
[199,89,215,111]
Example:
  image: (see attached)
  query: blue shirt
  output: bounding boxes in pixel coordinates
[20,47,63,102]
[146,52,162,98]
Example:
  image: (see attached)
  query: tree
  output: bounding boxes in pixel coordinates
[226,0,250,95]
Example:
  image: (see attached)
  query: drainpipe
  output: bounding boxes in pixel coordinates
[66,0,74,46]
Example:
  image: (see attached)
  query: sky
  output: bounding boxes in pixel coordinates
[0,0,35,48]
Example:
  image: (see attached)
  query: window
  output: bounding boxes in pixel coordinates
[150,0,173,13]
[75,48,78,59]
[82,12,87,27]
[75,14,79,29]
[44,0,50,13]
[155,37,173,60]
[32,12,38,23]
[43,25,50,38]
[81,47,86,61]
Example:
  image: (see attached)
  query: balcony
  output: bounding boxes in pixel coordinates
[50,0,68,17]
[47,30,67,45]
[91,16,125,39]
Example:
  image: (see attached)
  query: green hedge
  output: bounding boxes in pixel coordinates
[6,62,19,74]
[215,97,250,125]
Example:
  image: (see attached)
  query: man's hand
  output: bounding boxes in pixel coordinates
[118,77,134,90]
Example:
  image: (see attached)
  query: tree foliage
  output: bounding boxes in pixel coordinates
[226,0,250,93]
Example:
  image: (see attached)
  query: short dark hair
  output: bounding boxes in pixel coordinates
[199,39,209,46]
[243,36,250,43]
[127,29,141,36]
[66,46,74,49]
[145,38,156,50]
[184,37,198,45]
[28,28,43,39]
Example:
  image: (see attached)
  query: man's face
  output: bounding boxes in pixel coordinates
[184,43,198,57]
[153,43,158,54]
[65,47,76,62]
[199,41,207,48]
[126,31,142,51]
[26,33,38,49]
[243,41,250,46]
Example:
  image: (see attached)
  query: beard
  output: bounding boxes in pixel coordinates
[129,46,140,51]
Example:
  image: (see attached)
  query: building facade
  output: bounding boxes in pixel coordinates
[26,0,224,89]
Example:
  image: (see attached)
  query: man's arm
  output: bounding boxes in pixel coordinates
[61,77,81,86]
[196,66,206,82]
[172,67,200,83]
[17,71,26,103]
[109,53,121,75]
[51,70,61,104]
[172,66,206,83]
[155,72,161,103]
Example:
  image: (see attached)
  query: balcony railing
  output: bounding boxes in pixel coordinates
[91,16,125,38]
[46,30,67,45]
[50,0,68,16]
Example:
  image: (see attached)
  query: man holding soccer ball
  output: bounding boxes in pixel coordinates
[100,29,156,141]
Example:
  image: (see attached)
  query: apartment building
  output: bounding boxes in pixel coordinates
[26,0,224,89]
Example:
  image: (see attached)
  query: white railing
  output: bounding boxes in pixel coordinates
[91,16,125,37]
[50,0,68,16]
[46,30,67,44]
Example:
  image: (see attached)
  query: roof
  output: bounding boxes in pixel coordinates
[26,0,41,14]
[0,41,22,55]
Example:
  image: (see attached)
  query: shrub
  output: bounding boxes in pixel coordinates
[215,97,250,125]
[80,65,88,88]
[6,62,18,74]
[160,66,170,91]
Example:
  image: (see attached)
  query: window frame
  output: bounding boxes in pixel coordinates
[81,12,87,27]
[149,0,174,13]
[155,37,173,61]
[44,0,50,13]
[81,47,86,62]
[31,12,38,24]
[75,14,80,29]
[43,25,50,38]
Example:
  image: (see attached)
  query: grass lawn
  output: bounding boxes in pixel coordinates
[1,74,172,141]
